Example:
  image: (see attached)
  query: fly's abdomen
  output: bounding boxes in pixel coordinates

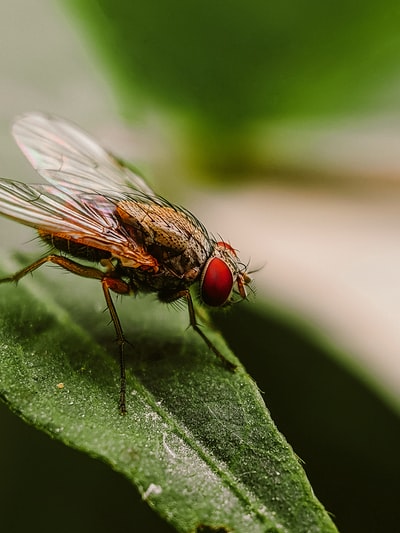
[39,232,112,263]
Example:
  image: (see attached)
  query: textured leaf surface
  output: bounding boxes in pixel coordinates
[0,258,337,532]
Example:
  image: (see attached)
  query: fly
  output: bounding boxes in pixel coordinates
[0,112,252,413]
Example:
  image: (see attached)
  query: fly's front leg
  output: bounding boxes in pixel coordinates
[171,289,236,371]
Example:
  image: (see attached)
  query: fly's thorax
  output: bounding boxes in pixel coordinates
[116,200,212,276]
[200,241,251,307]
[110,200,215,295]
[117,201,187,251]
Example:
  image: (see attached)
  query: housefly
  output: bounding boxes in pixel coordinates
[0,112,252,413]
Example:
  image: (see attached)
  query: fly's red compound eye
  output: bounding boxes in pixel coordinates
[201,257,233,307]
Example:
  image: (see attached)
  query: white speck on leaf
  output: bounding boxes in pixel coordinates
[142,483,162,500]
[162,433,177,458]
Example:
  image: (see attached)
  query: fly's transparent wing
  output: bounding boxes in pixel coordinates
[5,112,213,268]
[0,179,116,234]
[0,178,156,268]
[12,112,156,199]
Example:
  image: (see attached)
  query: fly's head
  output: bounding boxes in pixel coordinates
[200,241,252,308]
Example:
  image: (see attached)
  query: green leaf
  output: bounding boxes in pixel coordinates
[0,257,337,533]
[215,304,400,533]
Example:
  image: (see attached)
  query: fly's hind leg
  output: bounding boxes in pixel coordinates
[0,254,105,284]
[0,254,131,414]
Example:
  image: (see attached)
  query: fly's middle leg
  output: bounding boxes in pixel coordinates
[101,277,131,415]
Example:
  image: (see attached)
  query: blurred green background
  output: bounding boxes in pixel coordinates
[1,1,400,532]
[67,1,400,160]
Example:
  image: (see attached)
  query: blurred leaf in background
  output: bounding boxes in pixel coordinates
[65,0,400,169]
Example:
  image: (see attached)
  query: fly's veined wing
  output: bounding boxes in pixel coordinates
[12,112,156,199]
[0,179,115,234]
[0,178,156,267]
